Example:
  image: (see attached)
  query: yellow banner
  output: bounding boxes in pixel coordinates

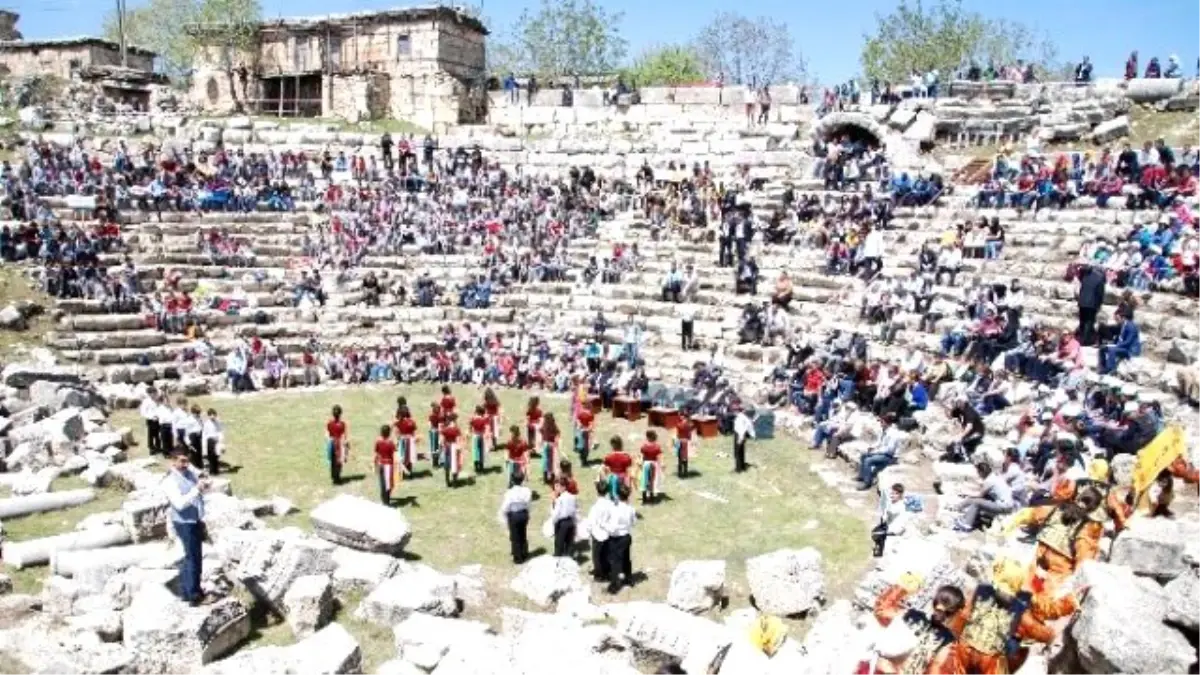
[1132,426,1185,496]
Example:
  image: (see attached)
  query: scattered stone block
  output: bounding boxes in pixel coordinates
[509,555,584,607]
[310,494,412,554]
[354,566,458,626]
[282,574,334,638]
[666,559,727,613]
[1109,517,1200,580]
[392,613,491,670]
[745,548,825,616]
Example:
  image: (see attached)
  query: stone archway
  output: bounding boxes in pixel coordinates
[810,111,888,148]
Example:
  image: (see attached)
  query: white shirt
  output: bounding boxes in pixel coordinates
[175,410,200,434]
[981,473,1015,509]
[743,88,757,105]
[551,491,578,522]
[882,498,911,536]
[862,230,885,258]
[607,502,636,537]
[586,498,614,541]
[161,469,205,515]
[139,397,159,420]
[155,403,174,424]
[733,412,756,441]
[497,486,532,522]
[202,417,223,447]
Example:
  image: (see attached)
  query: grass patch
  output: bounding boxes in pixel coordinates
[1,478,129,595]
[197,115,427,136]
[1128,106,1199,146]
[0,265,52,361]
[110,383,869,669]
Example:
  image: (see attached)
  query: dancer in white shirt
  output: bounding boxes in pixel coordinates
[201,408,224,475]
[605,483,636,594]
[497,471,533,563]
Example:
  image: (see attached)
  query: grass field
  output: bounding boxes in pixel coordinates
[0,265,51,361]
[104,382,869,668]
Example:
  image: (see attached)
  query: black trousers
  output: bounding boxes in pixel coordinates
[681,320,695,350]
[507,510,530,563]
[1078,305,1099,346]
[159,423,174,455]
[553,517,575,557]
[188,433,203,468]
[205,438,220,476]
[734,435,748,472]
[331,458,342,485]
[871,523,888,557]
[606,534,632,592]
[591,537,610,580]
[146,419,160,454]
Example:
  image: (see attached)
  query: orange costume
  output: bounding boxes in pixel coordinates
[952,584,1077,675]
[872,586,959,674]
[1049,478,1131,533]
[1005,504,1103,595]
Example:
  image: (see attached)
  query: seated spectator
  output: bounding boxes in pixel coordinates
[1098,308,1141,374]
[935,244,962,286]
[943,398,986,462]
[856,414,905,490]
[772,271,794,309]
[1144,56,1162,78]
[954,461,1015,531]
[661,263,684,302]
[735,257,759,294]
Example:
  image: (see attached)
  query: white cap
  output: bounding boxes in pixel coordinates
[1124,401,1139,413]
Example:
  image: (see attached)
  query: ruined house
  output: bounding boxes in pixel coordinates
[187,5,487,131]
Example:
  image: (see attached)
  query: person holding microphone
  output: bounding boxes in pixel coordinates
[162,448,211,606]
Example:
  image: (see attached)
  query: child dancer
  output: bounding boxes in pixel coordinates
[483,388,502,451]
[439,385,457,417]
[186,404,205,469]
[575,401,595,466]
[428,402,443,468]
[394,404,418,477]
[440,412,463,487]
[525,397,542,452]
[469,405,489,473]
[675,416,695,478]
[601,436,633,500]
[374,425,398,505]
[202,408,223,476]
[540,412,561,484]
[326,405,349,485]
[505,424,530,487]
[640,430,665,504]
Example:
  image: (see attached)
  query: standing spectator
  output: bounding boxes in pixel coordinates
[871,483,912,557]
[380,132,394,172]
[757,87,772,125]
[606,483,636,594]
[1076,264,1106,346]
[1074,56,1093,84]
[497,470,532,564]
[680,305,696,351]
[503,72,518,104]
[732,407,755,472]
[743,86,758,126]
[162,448,211,606]
[1124,51,1139,80]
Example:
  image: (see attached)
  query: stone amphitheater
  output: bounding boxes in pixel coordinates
[0,76,1198,674]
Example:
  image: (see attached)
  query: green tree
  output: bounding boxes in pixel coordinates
[694,13,806,86]
[500,0,627,77]
[860,0,1057,83]
[102,0,261,79]
[623,45,706,86]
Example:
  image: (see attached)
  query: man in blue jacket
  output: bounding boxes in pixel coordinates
[1099,308,1141,374]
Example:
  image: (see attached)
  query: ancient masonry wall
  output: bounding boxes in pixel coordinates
[0,44,154,80]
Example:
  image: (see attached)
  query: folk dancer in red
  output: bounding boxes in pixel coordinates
[483,388,502,451]
[469,405,490,473]
[505,425,530,487]
[393,404,419,477]
[525,397,543,451]
[575,405,596,466]
[640,430,665,504]
[326,405,349,485]
[674,417,696,478]
[428,402,443,468]
[540,413,562,484]
[601,436,634,500]
[374,425,398,505]
[440,412,463,487]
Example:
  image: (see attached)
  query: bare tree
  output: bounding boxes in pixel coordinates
[694,13,805,86]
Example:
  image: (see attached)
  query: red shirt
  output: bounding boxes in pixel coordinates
[395,417,417,436]
[484,402,500,417]
[604,451,633,474]
[374,439,396,465]
[641,442,663,462]
[542,426,559,443]
[428,412,442,429]
[469,415,489,434]
[507,439,529,461]
[327,419,346,440]
[440,395,457,414]
[565,477,579,495]
[441,425,461,445]
[676,422,692,440]
[526,408,542,426]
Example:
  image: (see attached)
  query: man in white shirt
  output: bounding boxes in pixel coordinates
[550,476,578,558]
[497,471,533,563]
[733,408,756,472]
[605,483,636,594]
[871,483,913,557]
[156,395,177,454]
[139,389,162,455]
[201,408,223,476]
[586,482,614,580]
[162,449,211,605]
[857,414,905,490]
[954,461,1015,532]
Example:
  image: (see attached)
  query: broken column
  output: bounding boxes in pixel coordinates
[0,488,96,519]
[2,523,133,569]
[309,494,412,554]
[50,542,167,578]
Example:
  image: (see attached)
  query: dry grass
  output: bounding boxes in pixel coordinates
[0,265,52,361]
[1127,106,1199,146]
[106,382,870,670]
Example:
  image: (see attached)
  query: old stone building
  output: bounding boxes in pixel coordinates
[188,6,487,131]
[0,37,156,81]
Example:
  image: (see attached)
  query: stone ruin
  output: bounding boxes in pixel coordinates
[1,74,1199,673]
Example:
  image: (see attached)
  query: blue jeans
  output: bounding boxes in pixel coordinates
[173,520,204,602]
[941,332,967,356]
[1099,346,1130,374]
[858,452,895,486]
[812,424,836,449]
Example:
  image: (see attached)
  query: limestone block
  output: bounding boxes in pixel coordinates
[612,601,730,662]
[666,559,727,614]
[1071,560,1194,673]
[236,535,337,611]
[393,613,491,671]
[1108,517,1200,580]
[745,548,825,616]
[509,555,585,608]
[309,494,412,554]
[1088,115,1130,143]
[330,546,400,593]
[354,566,458,626]
[202,622,362,674]
[124,585,250,673]
[1125,77,1184,103]
[282,574,334,638]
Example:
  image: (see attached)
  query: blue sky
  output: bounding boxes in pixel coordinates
[8,0,1199,82]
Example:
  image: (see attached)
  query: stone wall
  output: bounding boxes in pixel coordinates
[0,43,154,81]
